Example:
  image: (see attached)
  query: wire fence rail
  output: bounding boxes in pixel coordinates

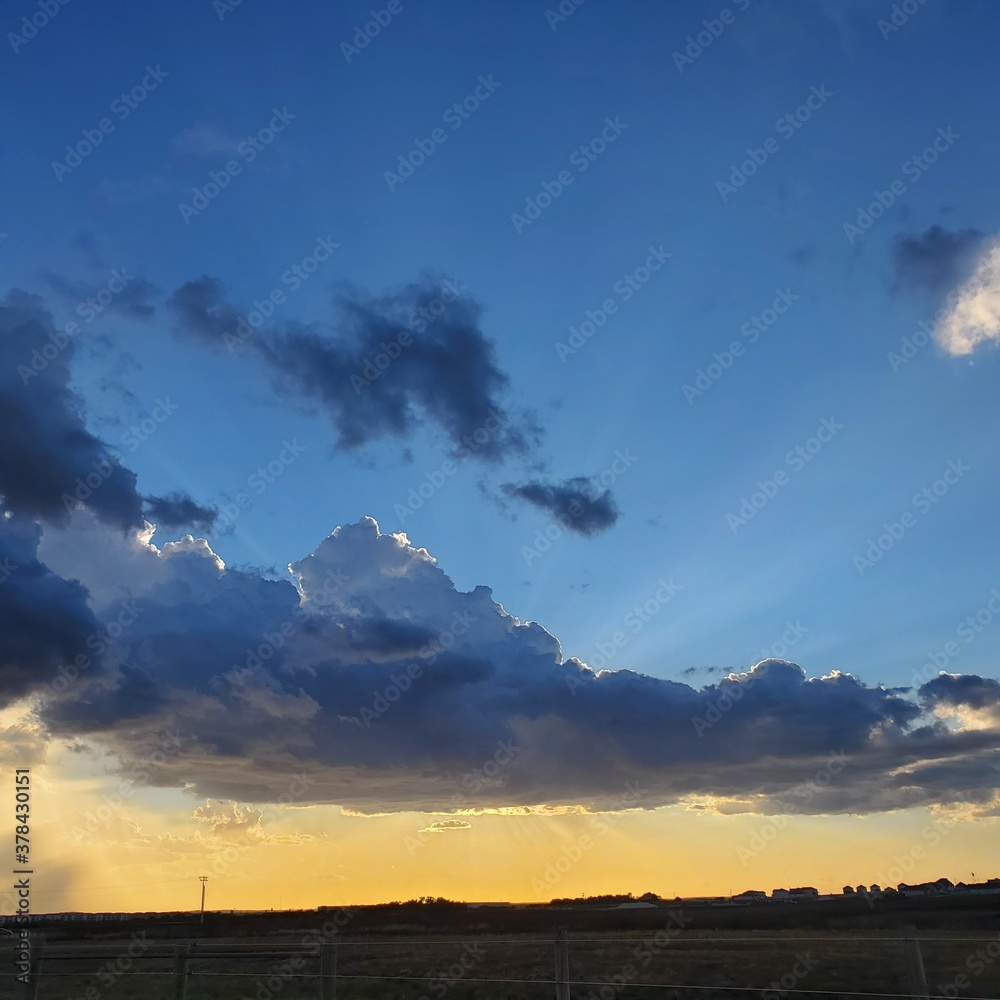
[6,928,1000,1000]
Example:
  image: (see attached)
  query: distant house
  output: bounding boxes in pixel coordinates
[734,890,767,901]
[897,878,954,897]
[771,888,790,899]
[789,887,818,899]
[843,885,855,894]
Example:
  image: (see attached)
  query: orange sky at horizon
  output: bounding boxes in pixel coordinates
[7,734,999,915]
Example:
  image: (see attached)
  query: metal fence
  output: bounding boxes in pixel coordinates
[5,928,1000,1000]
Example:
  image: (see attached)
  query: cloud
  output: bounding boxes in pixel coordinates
[26,515,1000,817]
[933,238,1000,356]
[0,289,217,541]
[890,225,986,295]
[503,477,620,536]
[0,513,105,708]
[0,290,146,530]
[921,672,1000,725]
[192,800,264,832]
[418,819,472,834]
[144,493,218,532]
[167,276,540,462]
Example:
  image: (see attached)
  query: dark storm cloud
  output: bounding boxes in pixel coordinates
[144,493,218,532]
[1,290,215,536]
[0,514,103,707]
[920,672,1000,714]
[167,276,539,462]
[34,517,1000,816]
[890,225,986,295]
[503,477,620,536]
[0,290,145,530]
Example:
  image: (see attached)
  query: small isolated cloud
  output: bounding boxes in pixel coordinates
[933,238,1000,356]
[171,121,237,159]
[144,493,218,532]
[418,819,472,834]
[503,477,620,536]
[891,225,986,295]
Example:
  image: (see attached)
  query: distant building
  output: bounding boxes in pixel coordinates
[771,889,790,899]
[734,890,767,901]
[843,885,855,894]
[789,887,819,899]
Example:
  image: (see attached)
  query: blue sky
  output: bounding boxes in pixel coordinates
[8,0,1000,912]
[4,2,1000,712]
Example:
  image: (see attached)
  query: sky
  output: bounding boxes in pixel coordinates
[2,0,1000,914]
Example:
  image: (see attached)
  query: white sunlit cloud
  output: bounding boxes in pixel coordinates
[934,238,1000,356]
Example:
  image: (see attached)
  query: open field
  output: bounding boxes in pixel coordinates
[4,902,1000,1000]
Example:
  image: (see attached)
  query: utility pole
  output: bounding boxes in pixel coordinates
[199,876,209,924]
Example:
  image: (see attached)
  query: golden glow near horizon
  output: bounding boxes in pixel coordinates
[9,732,999,914]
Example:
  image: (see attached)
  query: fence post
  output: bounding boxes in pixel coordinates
[174,943,190,1000]
[554,928,570,1000]
[28,936,43,1000]
[320,942,337,1000]
[902,926,929,1000]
